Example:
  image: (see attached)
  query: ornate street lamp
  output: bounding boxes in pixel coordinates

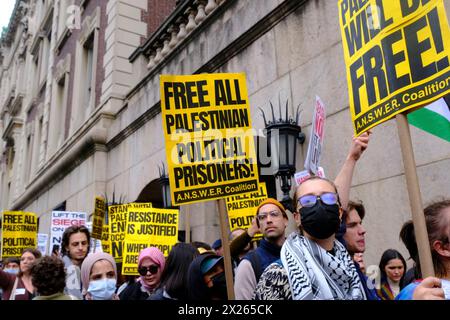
[158,163,172,208]
[260,100,305,212]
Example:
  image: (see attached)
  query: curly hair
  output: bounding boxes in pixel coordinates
[31,256,66,296]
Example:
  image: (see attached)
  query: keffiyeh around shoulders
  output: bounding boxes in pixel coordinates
[281,233,366,300]
[253,262,291,300]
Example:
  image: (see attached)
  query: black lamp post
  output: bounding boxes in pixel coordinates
[261,100,305,212]
[158,164,172,208]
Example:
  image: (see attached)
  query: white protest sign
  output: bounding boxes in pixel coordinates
[86,221,103,253]
[295,167,325,186]
[50,211,86,253]
[37,233,49,256]
[304,96,326,175]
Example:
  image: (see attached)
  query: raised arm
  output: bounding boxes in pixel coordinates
[334,131,371,210]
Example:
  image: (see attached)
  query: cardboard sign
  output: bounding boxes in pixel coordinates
[160,73,259,205]
[122,207,179,275]
[294,167,326,186]
[226,182,267,239]
[304,96,326,175]
[37,233,49,256]
[339,0,450,135]
[92,197,106,239]
[108,204,128,262]
[1,211,38,258]
[50,211,86,256]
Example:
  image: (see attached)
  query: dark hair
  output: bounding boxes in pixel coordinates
[191,241,212,251]
[292,176,341,212]
[31,256,66,296]
[400,199,450,278]
[347,200,365,220]
[159,243,199,300]
[4,257,20,266]
[379,249,407,287]
[61,225,91,257]
[18,248,42,277]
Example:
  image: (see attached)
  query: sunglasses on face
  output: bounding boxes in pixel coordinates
[298,192,339,208]
[138,264,159,276]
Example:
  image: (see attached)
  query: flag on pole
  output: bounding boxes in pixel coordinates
[408,96,450,143]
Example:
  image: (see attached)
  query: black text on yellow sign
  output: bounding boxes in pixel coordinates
[92,197,106,240]
[122,208,179,276]
[339,0,450,135]
[226,183,267,240]
[1,211,38,258]
[161,73,259,205]
[108,204,128,262]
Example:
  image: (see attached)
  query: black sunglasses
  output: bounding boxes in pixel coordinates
[138,264,159,276]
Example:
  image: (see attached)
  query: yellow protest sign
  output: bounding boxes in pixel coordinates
[226,182,267,240]
[122,207,179,275]
[1,211,38,258]
[101,223,110,254]
[339,0,450,135]
[160,73,259,205]
[108,204,128,262]
[92,197,106,239]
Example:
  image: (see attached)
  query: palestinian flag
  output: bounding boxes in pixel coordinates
[408,95,450,142]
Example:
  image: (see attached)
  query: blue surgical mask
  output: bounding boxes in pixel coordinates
[87,278,117,300]
[4,268,19,275]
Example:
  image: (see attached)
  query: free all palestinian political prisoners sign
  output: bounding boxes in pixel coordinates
[1,211,38,258]
[160,73,259,205]
[339,0,450,135]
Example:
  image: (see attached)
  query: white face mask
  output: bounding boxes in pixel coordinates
[4,268,19,275]
[87,278,117,300]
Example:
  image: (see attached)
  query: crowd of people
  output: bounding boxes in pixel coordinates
[1,133,449,300]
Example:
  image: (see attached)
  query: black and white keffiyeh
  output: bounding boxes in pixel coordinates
[281,233,366,300]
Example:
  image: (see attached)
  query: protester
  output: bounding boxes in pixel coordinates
[376,249,406,300]
[342,200,379,300]
[254,177,365,300]
[2,257,20,275]
[399,220,421,286]
[149,243,199,300]
[81,252,118,300]
[187,252,227,300]
[396,199,450,300]
[119,247,165,300]
[32,256,78,300]
[191,241,213,254]
[234,198,288,300]
[0,248,42,300]
[229,223,258,271]
[212,239,224,256]
[61,225,91,299]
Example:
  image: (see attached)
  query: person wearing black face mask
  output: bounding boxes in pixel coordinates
[253,132,371,300]
[187,253,228,300]
[254,177,366,300]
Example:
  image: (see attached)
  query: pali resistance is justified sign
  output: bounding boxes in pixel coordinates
[339,0,450,135]
[122,207,179,275]
[161,73,259,205]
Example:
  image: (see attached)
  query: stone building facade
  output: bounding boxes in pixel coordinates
[1,0,450,267]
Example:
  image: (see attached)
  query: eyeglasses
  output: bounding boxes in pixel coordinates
[257,210,282,222]
[138,265,159,276]
[298,192,339,208]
